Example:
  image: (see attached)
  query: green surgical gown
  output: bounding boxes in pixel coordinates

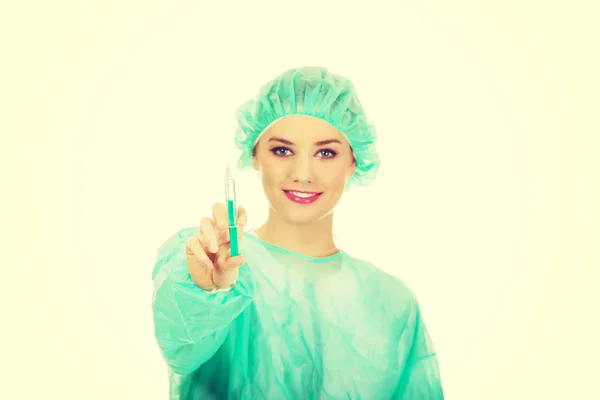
[152,227,444,399]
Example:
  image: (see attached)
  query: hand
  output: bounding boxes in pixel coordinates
[185,202,248,291]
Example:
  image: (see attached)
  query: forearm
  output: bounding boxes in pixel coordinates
[152,229,253,375]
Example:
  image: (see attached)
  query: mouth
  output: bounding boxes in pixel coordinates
[282,189,323,204]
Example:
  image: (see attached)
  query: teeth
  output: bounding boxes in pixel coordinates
[289,191,317,198]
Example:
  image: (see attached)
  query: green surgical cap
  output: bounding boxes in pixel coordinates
[233,66,381,189]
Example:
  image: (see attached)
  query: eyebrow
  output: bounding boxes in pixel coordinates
[268,137,342,146]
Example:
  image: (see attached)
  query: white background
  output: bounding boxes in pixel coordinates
[3,1,599,399]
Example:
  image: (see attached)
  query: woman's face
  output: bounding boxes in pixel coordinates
[252,115,356,225]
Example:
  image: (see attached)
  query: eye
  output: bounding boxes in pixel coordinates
[270,147,292,156]
[317,149,337,158]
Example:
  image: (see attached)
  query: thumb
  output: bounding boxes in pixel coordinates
[224,255,246,270]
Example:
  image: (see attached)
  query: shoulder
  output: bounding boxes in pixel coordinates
[341,251,420,311]
[156,226,197,257]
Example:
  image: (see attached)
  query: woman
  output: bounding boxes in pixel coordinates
[152,67,444,399]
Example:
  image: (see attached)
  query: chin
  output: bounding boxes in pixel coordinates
[283,211,327,225]
[267,200,325,224]
[281,202,336,225]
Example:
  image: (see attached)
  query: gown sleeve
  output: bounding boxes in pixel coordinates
[151,227,254,376]
[394,297,445,399]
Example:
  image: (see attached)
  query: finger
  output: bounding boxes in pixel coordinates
[200,217,218,253]
[212,202,229,230]
[197,231,212,253]
[212,202,231,243]
[186,236,214,270]
[224,255,247,270]
[236,205,248,226]
[214,244,229,269]
[214,244,244,270]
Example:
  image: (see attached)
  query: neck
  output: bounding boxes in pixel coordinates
[255,211,338,258]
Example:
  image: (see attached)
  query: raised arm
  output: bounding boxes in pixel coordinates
[152,226,253,375]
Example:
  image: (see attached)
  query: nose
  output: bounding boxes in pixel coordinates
[290,154,313,183]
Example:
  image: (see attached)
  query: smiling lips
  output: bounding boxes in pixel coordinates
[283,189,323,204]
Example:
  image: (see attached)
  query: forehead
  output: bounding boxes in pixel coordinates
[264,115,346,143]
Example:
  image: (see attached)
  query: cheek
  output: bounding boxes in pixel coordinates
[325,167,349,187]
[261,163,285,186]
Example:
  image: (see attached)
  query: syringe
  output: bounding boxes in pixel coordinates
[225,164,240,257]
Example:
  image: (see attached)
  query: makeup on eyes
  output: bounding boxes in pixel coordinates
[269,146,339,158]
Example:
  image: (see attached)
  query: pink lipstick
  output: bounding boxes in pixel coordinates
[283,189,323,204]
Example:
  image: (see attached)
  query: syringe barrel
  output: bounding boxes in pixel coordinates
[225,178,236,201]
